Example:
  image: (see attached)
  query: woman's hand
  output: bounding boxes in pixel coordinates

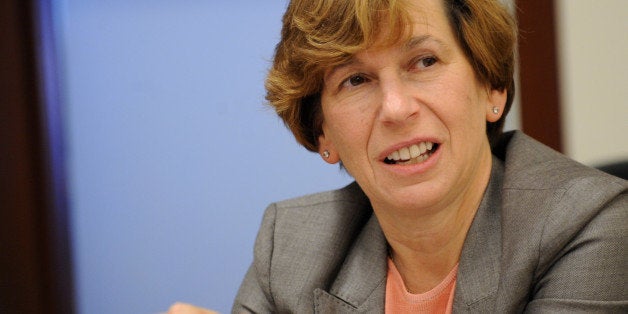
[167,302,218,314]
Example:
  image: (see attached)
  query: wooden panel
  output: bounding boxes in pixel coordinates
[516,0,563,152]
[0,0,74,313]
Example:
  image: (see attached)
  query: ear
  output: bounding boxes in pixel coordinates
[486,88,508,122]
[318,132,340,164]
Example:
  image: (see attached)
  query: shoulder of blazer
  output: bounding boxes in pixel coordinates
[497,131,625,234]
[496,131,626,192]
[273,181,370,211]
[492,131,627,310]
[497,130,626,256]
[265,181,378,312]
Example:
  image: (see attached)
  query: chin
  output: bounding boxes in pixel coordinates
[379,183,445,211]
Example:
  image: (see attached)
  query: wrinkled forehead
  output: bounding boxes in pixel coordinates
[370,0,452,48]
[321,0,454,73]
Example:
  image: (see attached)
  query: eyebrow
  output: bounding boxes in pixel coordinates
[325,60,362,85]
[405,35,446,51]
[325,35,446,82]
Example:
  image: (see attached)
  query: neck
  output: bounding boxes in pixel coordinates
[376,153,493,293]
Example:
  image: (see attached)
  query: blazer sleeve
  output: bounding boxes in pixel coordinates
[232,204,277,313]
[525,187,627,312]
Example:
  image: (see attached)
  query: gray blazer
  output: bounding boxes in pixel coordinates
[233,131,627,313]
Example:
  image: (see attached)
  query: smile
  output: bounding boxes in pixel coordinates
[383,141,438,165]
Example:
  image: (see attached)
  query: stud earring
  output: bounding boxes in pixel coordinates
[322,150,330,159]
[492,107,500,114]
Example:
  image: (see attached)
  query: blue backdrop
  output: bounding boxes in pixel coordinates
[52,1,353,313]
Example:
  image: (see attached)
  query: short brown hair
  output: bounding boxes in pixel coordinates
[266,0,517,152]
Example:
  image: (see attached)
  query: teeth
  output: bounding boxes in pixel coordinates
[419,142,426,155]
[399,147,410,160]
[386,141,436,163]
[409,145,420,158]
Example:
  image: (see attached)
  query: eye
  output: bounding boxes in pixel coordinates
[341,74,369,88]
[416,56,438,69]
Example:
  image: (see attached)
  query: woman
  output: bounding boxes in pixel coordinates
[170,0,627,312]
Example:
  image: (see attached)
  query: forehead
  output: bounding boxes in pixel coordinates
[324,0,454,74]
[351,0,454,58]
[387,0,450,42]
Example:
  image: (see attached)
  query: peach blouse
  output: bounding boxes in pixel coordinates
[385,258,458,313]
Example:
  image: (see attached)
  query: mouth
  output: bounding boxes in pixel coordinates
[383,141,439,165]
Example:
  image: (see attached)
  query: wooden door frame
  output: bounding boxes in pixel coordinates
[0,0,74,313]
[516,0,563,152]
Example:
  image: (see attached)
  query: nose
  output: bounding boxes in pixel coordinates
[379,74,419,125]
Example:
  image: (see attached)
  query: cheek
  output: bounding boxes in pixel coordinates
[441,82,488,127]
[328,114,369,149]
[324,110,375,165]
[324,96,375,142]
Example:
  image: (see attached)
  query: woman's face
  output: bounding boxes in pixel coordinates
[318,0,506,213]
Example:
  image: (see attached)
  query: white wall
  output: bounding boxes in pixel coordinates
[557,0,628,166]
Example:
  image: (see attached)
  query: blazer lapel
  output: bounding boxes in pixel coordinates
[314,214,388,313]
[453,158,504,312]
[312,156,507,313]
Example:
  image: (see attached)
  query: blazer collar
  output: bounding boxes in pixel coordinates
[314,213,388,312]
[453,157,504,311]
[313,157,505,313]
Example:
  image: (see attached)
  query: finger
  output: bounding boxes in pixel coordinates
[167,302,219,314]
